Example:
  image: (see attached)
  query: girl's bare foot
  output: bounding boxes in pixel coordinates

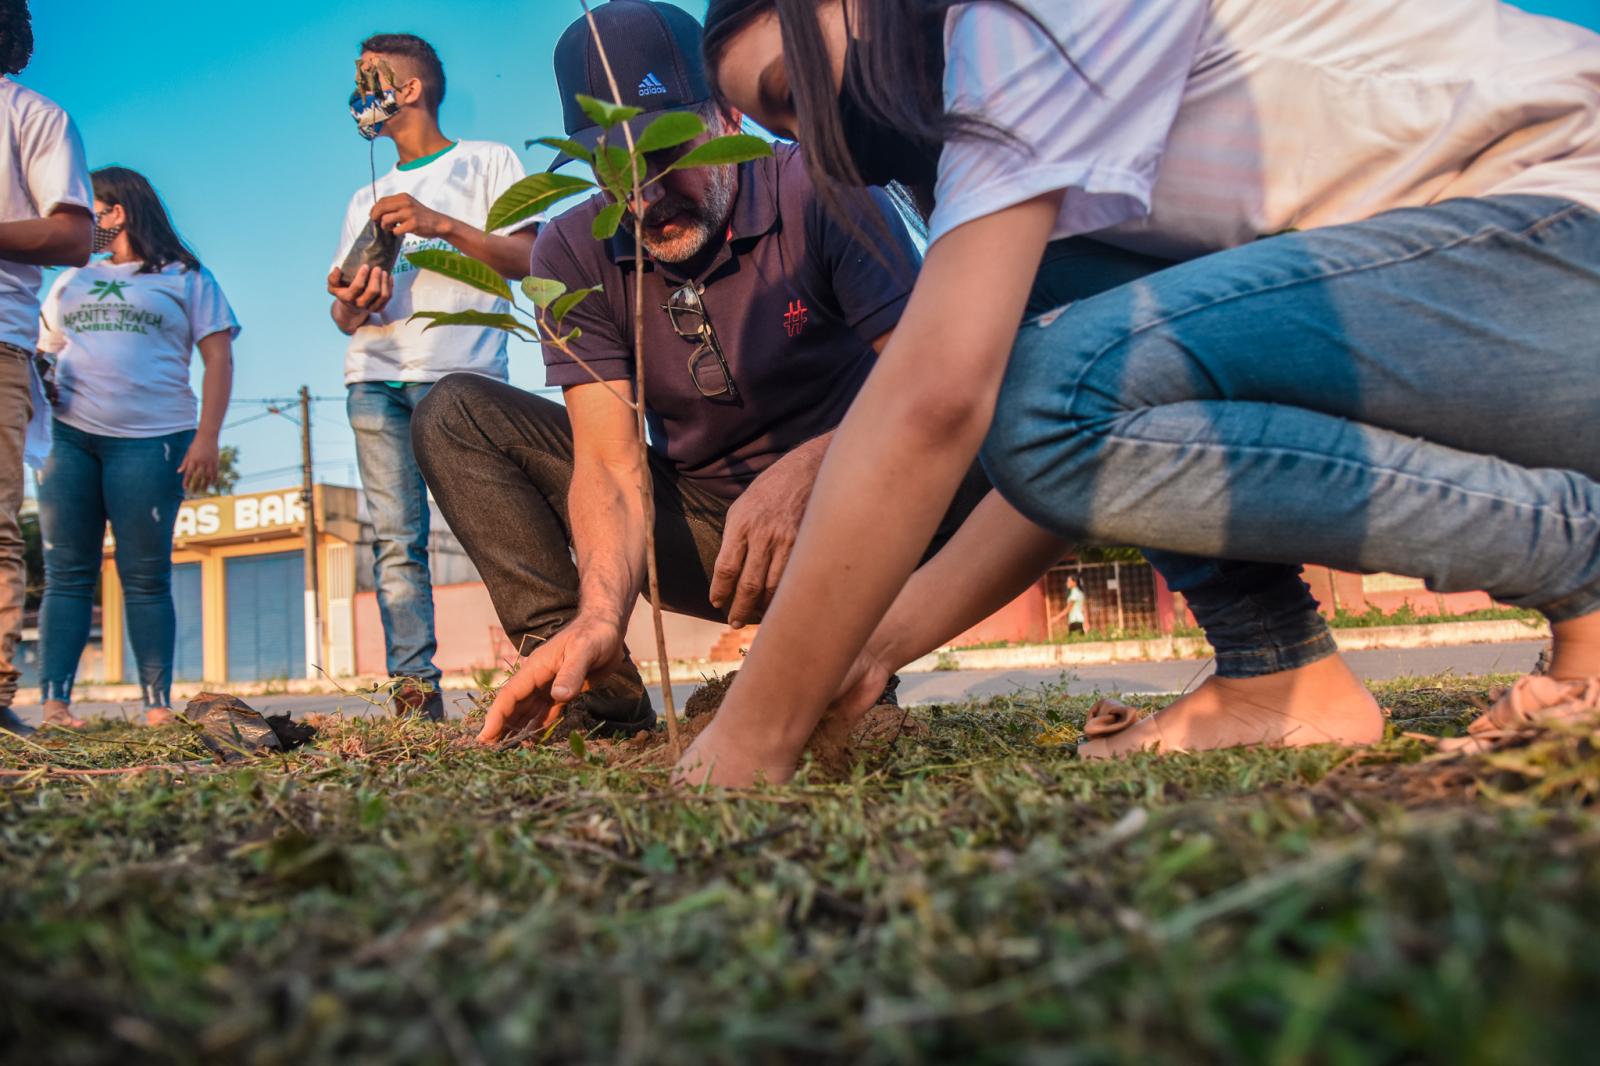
[144,706,175,727]
[1078,654,1384,760]
[41,700,86,729]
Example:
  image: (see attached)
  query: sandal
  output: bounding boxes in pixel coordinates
[1431,674,1600,754]
[144,706,176,727]
[1083,698,1141,740]
[1076,698,1150,759]
[41,701,86,729]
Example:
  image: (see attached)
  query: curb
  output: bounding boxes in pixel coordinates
[636,617,1549,685]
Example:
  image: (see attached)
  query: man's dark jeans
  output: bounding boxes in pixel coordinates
[412,374,990,656]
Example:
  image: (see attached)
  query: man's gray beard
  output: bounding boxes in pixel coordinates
[639,163,737,264]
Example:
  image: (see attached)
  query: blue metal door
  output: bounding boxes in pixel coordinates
[122,561,203,682]
[225,552,305,682]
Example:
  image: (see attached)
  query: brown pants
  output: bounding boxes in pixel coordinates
[0,345,32,709]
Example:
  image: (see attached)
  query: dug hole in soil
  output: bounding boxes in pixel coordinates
[581,671,920,781]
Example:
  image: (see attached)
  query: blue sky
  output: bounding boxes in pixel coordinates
[18,0,1600,492]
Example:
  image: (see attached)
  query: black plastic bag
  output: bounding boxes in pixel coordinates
[336,219,401,287]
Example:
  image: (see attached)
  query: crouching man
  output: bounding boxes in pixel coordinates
[412,1,985,742]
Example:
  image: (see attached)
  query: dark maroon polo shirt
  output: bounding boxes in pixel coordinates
[532,144,921,500]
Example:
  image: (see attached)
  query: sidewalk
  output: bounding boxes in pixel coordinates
[27,616,1549,705]
[643,615,1549,683]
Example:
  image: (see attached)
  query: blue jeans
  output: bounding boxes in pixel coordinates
[348,382,439,685]
[983,195,1600,678]
[38,420,192,707]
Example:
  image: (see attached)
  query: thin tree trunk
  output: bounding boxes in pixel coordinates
[580,1,683,759]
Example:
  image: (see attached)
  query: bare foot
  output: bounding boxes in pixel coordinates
[1078,654,1384,760]
[144,706,175,727]
[41,700,86,729]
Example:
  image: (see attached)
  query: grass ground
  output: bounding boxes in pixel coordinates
[4,673,1600,1064]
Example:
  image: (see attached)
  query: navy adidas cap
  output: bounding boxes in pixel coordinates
[549,0,711,170]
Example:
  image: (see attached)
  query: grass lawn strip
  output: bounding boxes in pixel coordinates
[3,673,1599,1063]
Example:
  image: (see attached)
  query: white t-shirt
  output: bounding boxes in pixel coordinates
[1067,585,1086,624]
[929,0,1600,258]
[0,77,91,351]
[38,259,241,438]
[333,139,530,384]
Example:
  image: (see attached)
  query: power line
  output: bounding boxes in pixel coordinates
[221,410,277,431]
[232,394,344,405]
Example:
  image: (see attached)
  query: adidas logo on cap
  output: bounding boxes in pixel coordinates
[638,72,668,97]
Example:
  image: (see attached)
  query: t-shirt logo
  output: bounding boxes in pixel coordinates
[784,299,808,337]
[88,280,130,302]
[638,72,668,97]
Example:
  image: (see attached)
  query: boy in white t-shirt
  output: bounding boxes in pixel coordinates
[326,33,537,721]
[0,0,91,736]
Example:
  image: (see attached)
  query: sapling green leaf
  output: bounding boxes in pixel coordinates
[636,111,707,155]
[485,173,596,232]
[531,136,596,164]
[410,309,533,336]
[593,146,634,196]
[591,202,627,240]
[577,94,643,131]
[521,276,567,310]
[667,134,774,172]
[406,249,513,301]
[550,286,603,324]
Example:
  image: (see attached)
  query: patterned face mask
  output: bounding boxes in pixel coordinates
[91,211,123,253]
[349,86,400,141]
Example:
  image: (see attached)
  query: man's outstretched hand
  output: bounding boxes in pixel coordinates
[709,441,825,628]
[477,615,625,744]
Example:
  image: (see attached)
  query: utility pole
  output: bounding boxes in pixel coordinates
[300,386,322,679]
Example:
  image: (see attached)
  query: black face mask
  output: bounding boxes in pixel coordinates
[837,40,942,191]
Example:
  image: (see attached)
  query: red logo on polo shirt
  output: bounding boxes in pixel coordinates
[784,299,809,337]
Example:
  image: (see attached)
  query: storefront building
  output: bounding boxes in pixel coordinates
[100,485,362,686]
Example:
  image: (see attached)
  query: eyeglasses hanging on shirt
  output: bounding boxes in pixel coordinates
[663,281,739,401]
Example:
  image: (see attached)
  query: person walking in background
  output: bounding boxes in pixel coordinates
[35,166,237,727]
[326,33,537,721]
[1065,575,1086,636]
[0,0,90,736]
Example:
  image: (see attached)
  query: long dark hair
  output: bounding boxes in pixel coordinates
[91,167,202,274]
[704,0,1079,224]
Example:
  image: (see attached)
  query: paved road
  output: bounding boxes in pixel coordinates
[13,640,1546,726]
